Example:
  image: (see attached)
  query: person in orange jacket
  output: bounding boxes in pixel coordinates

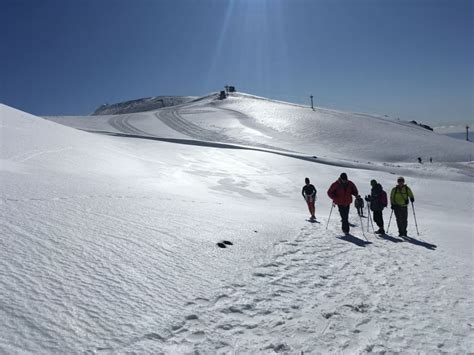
[327,172,359,235]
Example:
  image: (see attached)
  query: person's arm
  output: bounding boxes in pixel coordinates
[327,183,336,200]
[390,188,395,208]
[302,186,305,198]
[408,187,414,202]
[351,182,359,197]
[311,185,317,198]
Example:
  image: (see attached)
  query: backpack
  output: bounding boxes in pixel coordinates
[379,189,388,207]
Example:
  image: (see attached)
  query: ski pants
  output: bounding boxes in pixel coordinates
[305,197,315,217]
[373,210,384,230]
[338,205,350,233]
[394,206,408,235]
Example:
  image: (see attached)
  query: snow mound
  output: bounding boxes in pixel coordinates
[0,104,146,178]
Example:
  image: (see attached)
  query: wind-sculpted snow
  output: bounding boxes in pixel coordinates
[121,223,471,354]
[1,103,473,353]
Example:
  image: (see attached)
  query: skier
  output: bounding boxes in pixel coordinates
[354,195,364,217]
[302,177,317,221]
[365,179,388,234]
[390,176,415,237]
[417,157,422,164]
[327,173,358,235]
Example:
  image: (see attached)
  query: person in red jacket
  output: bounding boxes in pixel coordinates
[327,172,359,235]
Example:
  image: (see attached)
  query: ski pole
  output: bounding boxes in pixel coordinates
[387,209,393,233]
[366,202,375,233]
[411,201,420,236]
[325,203,334,230]
[368,207,375,233]
[358,211,368,241]
[366,203,370,230]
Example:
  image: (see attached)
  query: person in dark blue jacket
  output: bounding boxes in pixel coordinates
[302,177,317,221]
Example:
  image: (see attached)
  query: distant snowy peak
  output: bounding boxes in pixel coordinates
[92,96,197,115]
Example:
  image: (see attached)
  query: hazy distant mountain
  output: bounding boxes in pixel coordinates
[92,96,197,115]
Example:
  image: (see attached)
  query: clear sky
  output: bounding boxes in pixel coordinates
[0,0,472,125]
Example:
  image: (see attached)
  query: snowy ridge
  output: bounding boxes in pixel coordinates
[1,100,473,353]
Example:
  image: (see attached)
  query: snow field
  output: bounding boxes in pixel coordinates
[1,98,473,353]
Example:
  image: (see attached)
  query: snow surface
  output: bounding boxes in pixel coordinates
[1,94,473,354]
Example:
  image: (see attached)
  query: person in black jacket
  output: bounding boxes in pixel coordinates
[302,177,317,220]
[365,179,388,234]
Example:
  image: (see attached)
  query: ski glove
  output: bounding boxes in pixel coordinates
[410,197,415,203]
[391,205,395,210]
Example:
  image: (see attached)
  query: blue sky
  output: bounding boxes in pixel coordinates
[0,0,472,125]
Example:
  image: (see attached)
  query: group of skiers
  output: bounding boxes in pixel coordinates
[302,173,415,237]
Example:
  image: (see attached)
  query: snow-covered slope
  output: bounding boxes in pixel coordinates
[92,96,197,115]
[50,92,472,165]
[210,93,471,162]
[2,100,473,353]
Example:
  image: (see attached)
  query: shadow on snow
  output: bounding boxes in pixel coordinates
[337,234,372,247]
[378,234,404,243]
[400,235,437,250]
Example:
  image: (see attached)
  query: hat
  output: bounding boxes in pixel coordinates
[370,179,377,186]
[340,173,348,180]
[397,176,405,182]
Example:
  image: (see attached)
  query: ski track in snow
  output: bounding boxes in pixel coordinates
[106,220,473,354]
[154,106,294,153]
